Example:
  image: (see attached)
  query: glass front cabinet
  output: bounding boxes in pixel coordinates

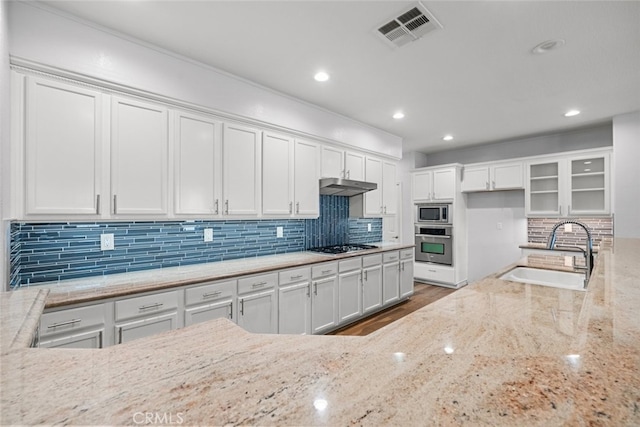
[526,150,610,217]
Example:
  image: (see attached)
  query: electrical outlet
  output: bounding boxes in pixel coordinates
[564,256,574,267]
[276,226,283,238]
[367,223,372,232]
[204,228,213,242]
[564,223,573,232]
[100,233,114,251]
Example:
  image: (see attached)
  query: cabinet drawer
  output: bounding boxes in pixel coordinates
[311,262,338,279]
[362,253,382,268]
[279,267,311,286]
[238,272,277,295]
[40,304,105,338]
[383,251,400,263]
[415,263,455,284]
[185,280,235,307]
[400,248,414,260]
[339,257,362,273]
[115,290,178,322]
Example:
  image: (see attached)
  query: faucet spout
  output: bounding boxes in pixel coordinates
[547,220,594,288]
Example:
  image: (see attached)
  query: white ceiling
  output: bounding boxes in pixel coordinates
[40,1,640,154]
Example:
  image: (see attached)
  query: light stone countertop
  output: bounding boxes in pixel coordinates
[0,288,48,354]
[1,239,639,426]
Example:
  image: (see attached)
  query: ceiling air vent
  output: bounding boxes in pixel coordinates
[375,3,442,48]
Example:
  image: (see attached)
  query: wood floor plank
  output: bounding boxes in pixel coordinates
[328,282,456,336]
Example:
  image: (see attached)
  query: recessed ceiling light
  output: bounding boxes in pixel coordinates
[564,109,581,117]
[531,39,565,54]
[314,71,330,82]
[443,135,454,141]
[393,112,405,119]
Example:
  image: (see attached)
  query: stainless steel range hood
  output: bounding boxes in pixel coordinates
[319,177,377,197]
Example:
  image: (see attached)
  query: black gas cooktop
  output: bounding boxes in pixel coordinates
[308,243,378,255]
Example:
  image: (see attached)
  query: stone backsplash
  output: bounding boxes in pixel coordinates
[527,217,613,248]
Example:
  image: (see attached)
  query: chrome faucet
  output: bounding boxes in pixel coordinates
[547,220,593,287]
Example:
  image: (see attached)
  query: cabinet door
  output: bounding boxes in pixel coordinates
[116,312,178,344]
[568,154,609,215]
[222,123,261,216]
[345,151,365,181]
[382,262,400,305]
[461,166,490,192]
[321,145,344,178]
[526,160,561,216]
[412,171,432,202]
[262,132,293,215]
[184,299,233,327]
[433,168,456,200]
[400,259,415,299]
[111,97,168,215]
[25,77,102,215]
[338,270,362,324]
[382,161,397,215]
[237,288,277,334]
[493,163,523,190]
[364,157,383,216]
[174,112,220,215]
[311,275,338,334]
[39,329,104,349]
[362,266,382,314]
[294,139,320,216]
[383,215,400,242]
[278,282,311,335]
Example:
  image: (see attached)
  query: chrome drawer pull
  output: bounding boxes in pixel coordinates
[321,269,333,274]
[214,199,219,215]
[313,282,318,295]
[96,194,101,215]
[202,291,222,299]
[47,318,81,329]
[252,281,267,288]
[113,195,118,214]
[228,302,233,320]
[290,274,303,280]
[138,303,163,311]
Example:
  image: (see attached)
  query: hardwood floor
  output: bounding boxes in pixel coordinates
[328,283,456,336]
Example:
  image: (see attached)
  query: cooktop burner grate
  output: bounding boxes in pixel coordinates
[308,244,378,254]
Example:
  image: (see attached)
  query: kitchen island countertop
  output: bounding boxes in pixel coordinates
[1,239,639,425]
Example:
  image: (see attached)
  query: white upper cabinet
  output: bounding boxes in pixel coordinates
[412,166,457,203]
[24,77,103,216]
[345,151,365,181]
[222,123,262,216]
[111,96,169,216]
[262,131,294,216]
[320,145,345,178]
[364,156,383,216]
[174,111,221,216]
[462,162,523,192]
[293,139,320,216]
[525,150,611,217]
[382,161,398,215]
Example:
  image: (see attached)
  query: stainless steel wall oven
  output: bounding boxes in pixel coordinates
[414,224,453,266]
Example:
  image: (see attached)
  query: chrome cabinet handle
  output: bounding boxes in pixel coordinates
[240,298,244,316]
[96,194,101,215]
[138,303,163,311]
[202,291,222,300]
[346,170,350,179]
[47,318,81,329]
[296,202,300,214]
[228,302,233,320]
[214,199,219,215]
[321,269,333,274]
[307,283,311,297]
[98,330,103,348]
[401,261,405,271]
[290,274,303,280]
[364,270,368,281]
[289,202,293,214]
[492,180,496,189]
[118,327,123,344]
[113,195,118,214]
[225,200,229,215]
[380,206,383,214]
[251,281,267,289]
[313,282,318,295]
[384,206,387,214]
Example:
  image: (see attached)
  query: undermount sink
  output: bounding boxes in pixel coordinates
[499,267,586,291]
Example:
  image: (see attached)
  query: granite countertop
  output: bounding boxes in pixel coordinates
[2,239,639,426]
[31,242,414,308]
[0,288,48,354]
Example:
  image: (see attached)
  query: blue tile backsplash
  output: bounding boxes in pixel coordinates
[10,195,382,288]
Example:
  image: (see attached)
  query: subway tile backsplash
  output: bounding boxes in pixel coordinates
[10,195,382,288]
[527,217,613,248]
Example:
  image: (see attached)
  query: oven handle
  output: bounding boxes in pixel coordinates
[415,234,451,239]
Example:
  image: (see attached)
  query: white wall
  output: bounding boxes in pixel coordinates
[466,192,527,283]
[613,111,640,238]
[7,1,402,158]
[1,0,11,290]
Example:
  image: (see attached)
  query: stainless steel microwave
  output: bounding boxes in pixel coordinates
[416,204,452,224]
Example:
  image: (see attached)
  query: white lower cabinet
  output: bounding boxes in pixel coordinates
[338,258,363,325]
[399,249,415,299]
[362,254,383,314]
[237,273,278,334]
[382,251,401,306]
[278,267,312,335]
[39,303,107,349]
[117,312,178,344]
[39,328,104,349]
[310,262,339,334]
[184,280,236,327]
[114,290,179,344]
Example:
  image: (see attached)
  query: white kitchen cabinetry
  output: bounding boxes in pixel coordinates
[174,111,221,215]
[361,254,383,314]
[310,262,339,334]
[24,77,103,217]
[278,267,312,335]
[399,249,414,299]
[345,151,365,181]
[237,273,278,334]
[320,146,365,180]
[382,251,401,306]
[338,257,362,325]
[382,161,398,215]
[111,96,168,216]
[222,123,262,216]
[364,156,383,216]
[412,166,458,202]
[293,139,320,216]
[525,150,610,216]
[114,290,179,344]
[39,303,107,349]
[462,162,523,192]
[184,280,235,326]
